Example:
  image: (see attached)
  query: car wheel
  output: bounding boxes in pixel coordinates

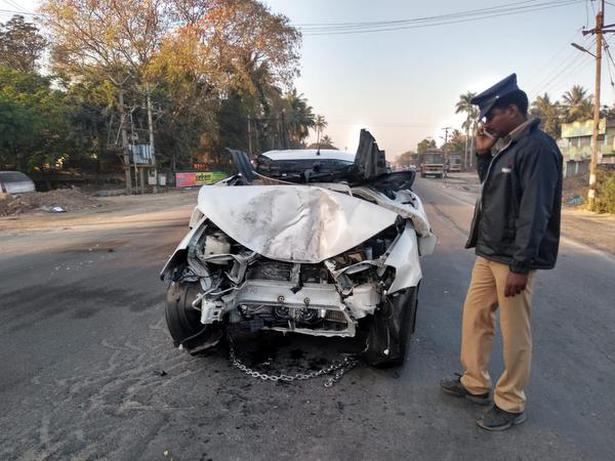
[165,281,221,352]
[363,287,418,368]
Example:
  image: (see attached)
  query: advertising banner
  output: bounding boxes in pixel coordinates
[175,171,228,188]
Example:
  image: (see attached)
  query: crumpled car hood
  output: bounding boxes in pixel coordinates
[197,185,399,263]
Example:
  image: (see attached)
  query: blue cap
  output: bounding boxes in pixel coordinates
[470,73,520,119]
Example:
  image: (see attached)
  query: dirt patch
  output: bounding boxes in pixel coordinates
[0,189,102,217]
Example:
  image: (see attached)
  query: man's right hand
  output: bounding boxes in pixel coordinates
[475,126,498,154]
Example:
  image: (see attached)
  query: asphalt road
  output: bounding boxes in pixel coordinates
[1,179,614,460]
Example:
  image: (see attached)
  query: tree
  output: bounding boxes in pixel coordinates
[456,91,479,168]
[0,15,47,72]
[284,89,315,147]
[530,93,561,138]
[0,67,74,171]
[442,128,466,155]
[41,0,174,192]
[417,138,436,155]
[308,134,336,149]
[40,0,302,185]
[395,150,417,169]
[314,114,327,145]
[562,85,593,122]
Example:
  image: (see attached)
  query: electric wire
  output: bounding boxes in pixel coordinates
[3,0,30,12]
[296,0,543,27]
[602,36,615,100]
[542,47,595,98]
[298,1,583,36]
[526,28,589,96]
[544,39,596,94]
[528,34,595,96]
[0,8,42,17]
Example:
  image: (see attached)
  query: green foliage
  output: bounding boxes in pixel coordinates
[0,66,72,171]
[417,138,436,155]
[531,93,561,138]
[284,89,315,147]
[562,85,593,123]
[595,169,615,214]
[0,15,47,72]
[0,3,315,178]
[395,151,417,169]
[442,128,465,154]
[307,134,336,150]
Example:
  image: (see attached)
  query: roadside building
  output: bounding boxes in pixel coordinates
[558,118,615,176]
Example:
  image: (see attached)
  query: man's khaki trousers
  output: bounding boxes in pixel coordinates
[459,256,535,413]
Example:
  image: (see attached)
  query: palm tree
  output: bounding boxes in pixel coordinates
[284,89,315,147]
[319,134,335,148]
[314,114,327,145]
[530,93,561,138]
[456,91,479,168]
[562,85,594,122]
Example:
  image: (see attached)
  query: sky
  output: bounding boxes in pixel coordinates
[2,0,612,159]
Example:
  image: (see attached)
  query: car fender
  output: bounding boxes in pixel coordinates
[160,215,208,280]
[385,222,422,293]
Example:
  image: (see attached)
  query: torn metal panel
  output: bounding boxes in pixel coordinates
[354,129,388,180]
[196,185,399,263]
[384,223,423,293]
[226,148,256,182]
[351,186,434,239]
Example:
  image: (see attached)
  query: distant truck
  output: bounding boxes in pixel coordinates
[448,154,462,173]
[420,150,446,178]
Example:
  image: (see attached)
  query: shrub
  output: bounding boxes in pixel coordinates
[594,169,615,214]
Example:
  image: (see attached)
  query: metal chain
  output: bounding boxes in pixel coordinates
[227,332,359,387]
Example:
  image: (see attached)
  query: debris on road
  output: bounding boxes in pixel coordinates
[0,189,102,216]
[566,194,584,206]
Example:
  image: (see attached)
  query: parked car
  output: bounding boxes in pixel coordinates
[161,130,436,367]
[0,171,36,195]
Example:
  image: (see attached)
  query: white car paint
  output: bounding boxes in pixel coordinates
[261,149,355,162]
[195,185,399,263]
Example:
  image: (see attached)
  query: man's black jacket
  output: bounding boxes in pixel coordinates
[466,118,563,274]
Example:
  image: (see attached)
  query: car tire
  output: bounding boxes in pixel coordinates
[363,286,418,368]
[165,281,220,352]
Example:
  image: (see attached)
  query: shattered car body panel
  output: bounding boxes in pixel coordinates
[194,185,399,263]
[162,130,436,366]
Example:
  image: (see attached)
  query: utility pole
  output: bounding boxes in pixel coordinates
[146,83,158,194]
[575,0,615,209]
[118,88,132,195]
[441,126,452,146]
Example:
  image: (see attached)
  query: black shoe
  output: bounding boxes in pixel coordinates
[440,373,491,405]
[476,404,527,431]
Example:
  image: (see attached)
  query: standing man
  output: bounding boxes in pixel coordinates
[440,74,563,431]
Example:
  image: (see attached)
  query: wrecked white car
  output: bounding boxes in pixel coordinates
[161,130,436,367]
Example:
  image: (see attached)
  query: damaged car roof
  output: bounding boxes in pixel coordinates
[262,149,355,162]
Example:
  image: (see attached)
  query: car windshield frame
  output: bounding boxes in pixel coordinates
[256,155,355,183]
